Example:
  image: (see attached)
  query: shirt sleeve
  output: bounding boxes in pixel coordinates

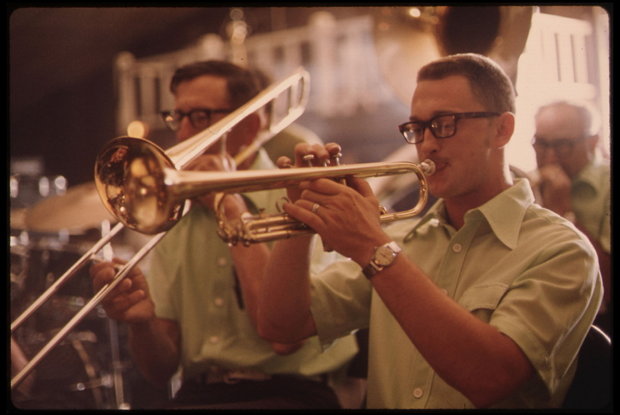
[489,223,602,396]
[310,260,373,349]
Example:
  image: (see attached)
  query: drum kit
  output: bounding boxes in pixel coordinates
[10,175,133,410]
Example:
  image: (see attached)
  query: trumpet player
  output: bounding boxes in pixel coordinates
[90,60,358,409]
[258,53,602,409]
[531,100,610,334]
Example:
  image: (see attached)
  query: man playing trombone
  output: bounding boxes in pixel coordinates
[257,53,602,409]
[90,60,358,409]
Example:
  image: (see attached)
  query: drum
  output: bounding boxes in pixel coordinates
[9,175,132,409]
[10,240,116,409]
[11,330,115,410]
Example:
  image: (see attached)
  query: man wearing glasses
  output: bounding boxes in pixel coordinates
[90,60,358,409]
[532,100,610,334]
[257,53,602,409]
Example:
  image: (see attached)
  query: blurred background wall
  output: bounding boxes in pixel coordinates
[10,5,610,190]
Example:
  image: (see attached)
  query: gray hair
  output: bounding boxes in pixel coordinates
[535,100,601,136]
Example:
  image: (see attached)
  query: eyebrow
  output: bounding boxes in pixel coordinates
[409,111,456,122]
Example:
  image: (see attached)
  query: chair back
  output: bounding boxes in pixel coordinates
[562,325,611,410]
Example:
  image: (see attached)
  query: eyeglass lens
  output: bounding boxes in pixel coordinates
[532,138,580,157]
[162,108,230,131]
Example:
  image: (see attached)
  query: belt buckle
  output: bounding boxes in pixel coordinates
[222,372,242,384]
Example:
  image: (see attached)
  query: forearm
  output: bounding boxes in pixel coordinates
[370,256,532,408]
[229,242,270,329]
[128,318,181,389]
[258,235,317,343]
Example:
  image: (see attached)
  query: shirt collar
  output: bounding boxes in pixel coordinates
[407,179,535,250]
[475,179,534,249]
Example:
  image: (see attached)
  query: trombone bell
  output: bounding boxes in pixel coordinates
[95,136,184,235]
[95,136,435,240]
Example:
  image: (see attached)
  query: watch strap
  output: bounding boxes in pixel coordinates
[362,241,401,279]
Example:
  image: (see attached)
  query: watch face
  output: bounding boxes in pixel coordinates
[375,245,396,266]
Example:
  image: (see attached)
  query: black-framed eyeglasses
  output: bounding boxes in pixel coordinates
[160,108,232,131]
[531,136,585,158]
[398,112,501,144]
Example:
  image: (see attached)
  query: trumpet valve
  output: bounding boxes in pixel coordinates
[327,144,343,166]
[302,154,316,166]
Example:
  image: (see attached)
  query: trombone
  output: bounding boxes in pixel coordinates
[96,135,435,244]
[11,67,311,389]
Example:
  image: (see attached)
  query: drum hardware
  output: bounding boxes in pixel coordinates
[11,68,311,389]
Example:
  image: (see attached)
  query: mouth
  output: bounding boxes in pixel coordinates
[428,159,447,174]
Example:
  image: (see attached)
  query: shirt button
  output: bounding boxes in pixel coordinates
[440,288,448,295]
[209,336,220,344]
[413,387,424,398]
[452,243,462,253]
[214,298,224,307]
[217,257,228,267]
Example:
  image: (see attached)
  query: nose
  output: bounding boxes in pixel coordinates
[176,116,197,142]
[416,127,440,155]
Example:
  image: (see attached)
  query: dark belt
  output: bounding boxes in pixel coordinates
[198,368,272,385]
[193,367,325,386]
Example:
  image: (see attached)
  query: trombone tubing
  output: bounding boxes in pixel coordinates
[11,229,167,389]
[10,68,311,389]
[167,67,309,169]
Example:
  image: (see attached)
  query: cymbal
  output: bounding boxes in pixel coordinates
[24,182,116,234]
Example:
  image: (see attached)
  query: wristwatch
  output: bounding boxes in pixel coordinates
[362,241,402,279]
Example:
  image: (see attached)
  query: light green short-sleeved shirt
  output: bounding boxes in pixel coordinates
[147,149,357,381]
[310,179,602,409]
[572,159,610,253]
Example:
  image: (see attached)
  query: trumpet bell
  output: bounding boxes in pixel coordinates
[94,136,184,234]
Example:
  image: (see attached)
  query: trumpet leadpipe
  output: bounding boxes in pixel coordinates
[98,134,434,237]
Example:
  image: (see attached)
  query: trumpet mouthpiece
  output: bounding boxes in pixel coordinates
[420,159,436,176]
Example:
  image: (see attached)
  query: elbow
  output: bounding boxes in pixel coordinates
[459,380,509,408]
[257,310,313,345]
[257,321,303,345]
[462,368,534,408]
[270,341,305,355]
[257,309,311,344]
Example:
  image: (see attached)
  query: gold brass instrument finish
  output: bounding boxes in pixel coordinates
[95,135,435,244]
[12,68,310,390]
[95,137,182,235]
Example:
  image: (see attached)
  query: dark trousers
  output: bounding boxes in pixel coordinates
[167,376,341,409]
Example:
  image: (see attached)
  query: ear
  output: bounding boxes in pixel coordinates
[493,112,515,149]
[586,133,600,152]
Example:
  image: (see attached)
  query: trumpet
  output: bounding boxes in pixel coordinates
[11,68,310,389]
[95,135,435,245]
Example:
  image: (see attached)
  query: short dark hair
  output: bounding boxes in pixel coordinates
[170,60,261,109]
[417,53,515,113]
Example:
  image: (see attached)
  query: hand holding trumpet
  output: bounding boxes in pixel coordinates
[276,142,392,265]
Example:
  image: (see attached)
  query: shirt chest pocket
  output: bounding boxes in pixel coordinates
[458,283,509,322]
